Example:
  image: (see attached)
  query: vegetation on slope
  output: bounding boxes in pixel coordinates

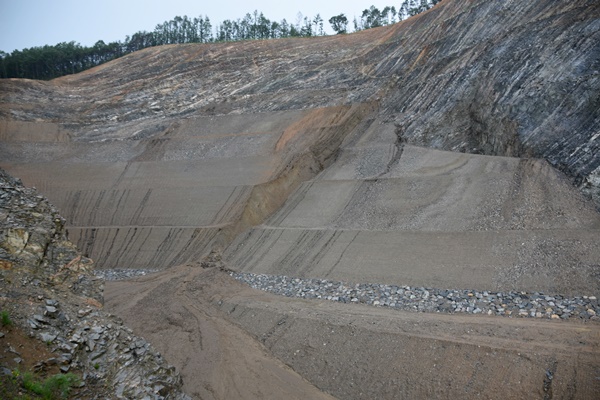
[0,1,441,80]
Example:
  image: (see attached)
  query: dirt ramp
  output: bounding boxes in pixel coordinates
[105,265,336,400]
[105,266,600,400]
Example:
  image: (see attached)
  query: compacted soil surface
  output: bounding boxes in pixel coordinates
[105,265,600,400]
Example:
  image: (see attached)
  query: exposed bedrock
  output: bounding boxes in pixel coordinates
[376,0,600,198]
[0,169,189,399]
[0,0,598,280]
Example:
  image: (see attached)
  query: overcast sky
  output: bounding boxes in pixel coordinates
[0,0,397,52]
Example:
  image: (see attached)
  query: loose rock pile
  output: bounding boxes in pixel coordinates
[21,294,186,399]
[230,272,600,321]
[98,266,599,321]
[0,169,189,399]
[95,269,160,281]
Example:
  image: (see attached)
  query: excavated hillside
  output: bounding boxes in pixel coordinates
[1,0,598,272]
[1,0,600,399]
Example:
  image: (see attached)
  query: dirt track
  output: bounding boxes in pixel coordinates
[105,265,600,399]
[103,141,600,399]
[105,266,336,400]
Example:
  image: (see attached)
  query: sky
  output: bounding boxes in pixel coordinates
[0,0,398,52]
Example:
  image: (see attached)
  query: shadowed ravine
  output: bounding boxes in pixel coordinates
[1,0,600,399]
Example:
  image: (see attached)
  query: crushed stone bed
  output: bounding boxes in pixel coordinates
[95,269,160,281]
[98,269,599,321]
[232,272,599,320]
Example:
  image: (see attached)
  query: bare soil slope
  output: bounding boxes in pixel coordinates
[226,143,600,296]
[0,104,375,270]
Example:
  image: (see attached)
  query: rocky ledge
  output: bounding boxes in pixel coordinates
[0,168,189,399]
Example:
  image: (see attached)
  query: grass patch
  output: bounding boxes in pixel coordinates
[21,371,80,400]
[1,310,12,327]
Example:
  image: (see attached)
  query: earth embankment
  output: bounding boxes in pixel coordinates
[226,140,600,296]
[1,104,375,269]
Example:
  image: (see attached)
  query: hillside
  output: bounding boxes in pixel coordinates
[1,0,598,272]
[1,0,600,399]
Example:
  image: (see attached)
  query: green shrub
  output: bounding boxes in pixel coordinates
[1,310,12,327]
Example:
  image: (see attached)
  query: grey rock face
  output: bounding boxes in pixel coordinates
[0,169,190,399]
[375,0,600,204]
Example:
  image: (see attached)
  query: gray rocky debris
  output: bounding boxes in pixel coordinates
[230,272,599,321]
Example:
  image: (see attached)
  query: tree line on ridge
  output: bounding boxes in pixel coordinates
[0,1,441,80]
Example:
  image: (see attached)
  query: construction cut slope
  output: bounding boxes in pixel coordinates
[225,126,600,295]
[1,104,374,269]
[1,0,600,398]
[2,0,597,176]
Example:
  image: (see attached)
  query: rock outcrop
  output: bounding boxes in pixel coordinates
[0,1,599,273]
[0,169,189,399]
[379,0,600,185]
[1,0,598,200]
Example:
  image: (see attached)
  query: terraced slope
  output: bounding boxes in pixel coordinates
[1,0,598,201]
[1,105,374,269]
[226,137,600,295]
